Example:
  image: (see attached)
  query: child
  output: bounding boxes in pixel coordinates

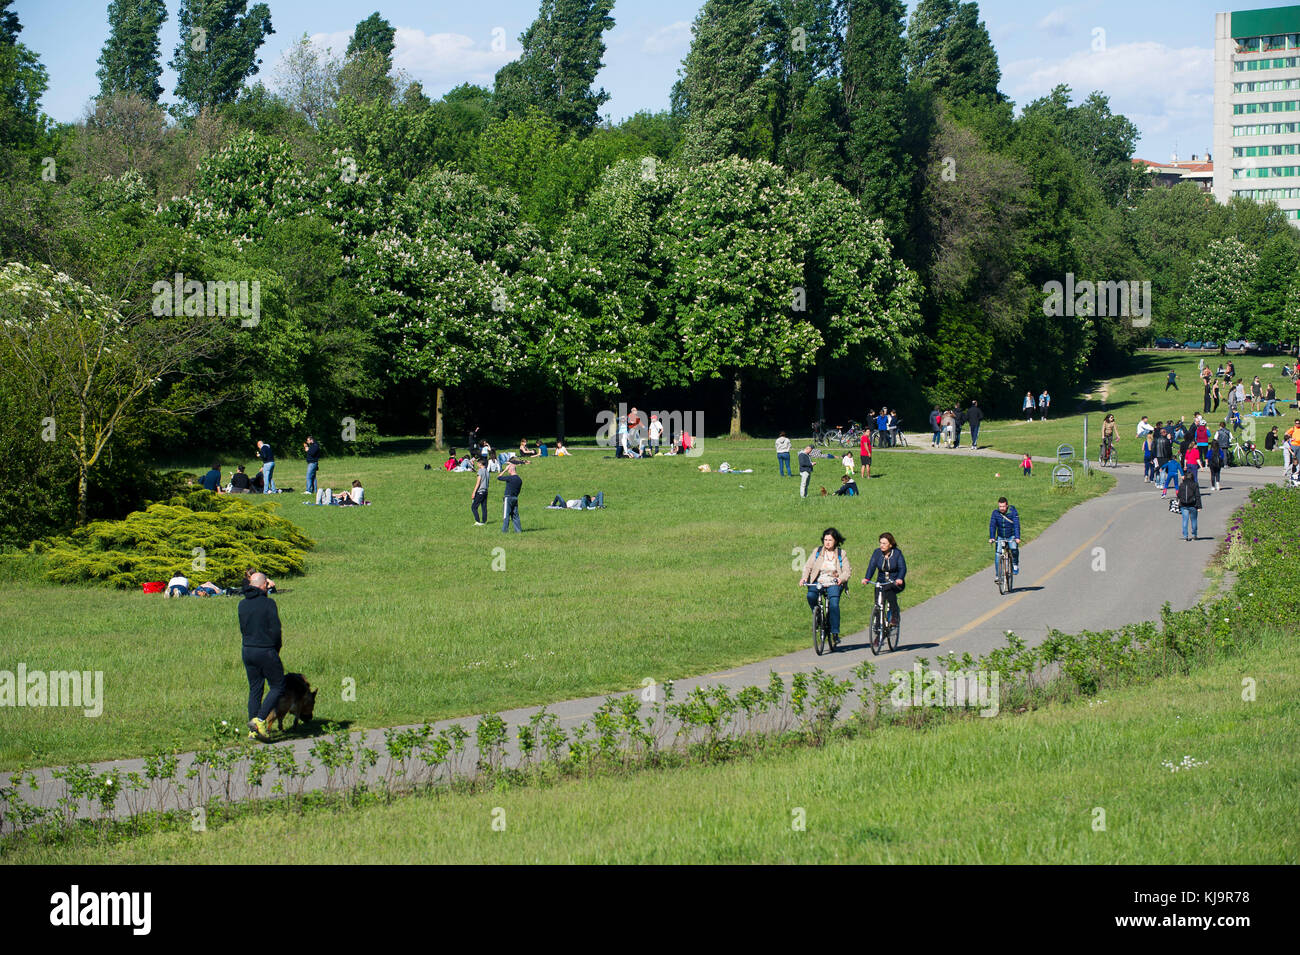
[554,440,570,456]
[1021,453,1032,477]
[841,452,854,476]
[1160,455,1183,497]
[834,474,859,496]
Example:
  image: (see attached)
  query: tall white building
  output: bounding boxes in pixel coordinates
[1213,5,1300,225]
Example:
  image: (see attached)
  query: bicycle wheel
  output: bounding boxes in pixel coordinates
[995,550,1005,595]
[896,432,908,447]
[886,615,899,651]
[870,606,884,655]
[1003,550,1014,594]
[812,604,827,655]
[1249,448,1264,468]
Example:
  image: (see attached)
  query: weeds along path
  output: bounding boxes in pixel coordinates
[5,453,1284,825]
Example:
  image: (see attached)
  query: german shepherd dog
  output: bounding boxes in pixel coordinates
[268,673,317,731]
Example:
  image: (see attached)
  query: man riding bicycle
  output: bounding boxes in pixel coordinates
[989,497,1021,579]
[798,528,852,645]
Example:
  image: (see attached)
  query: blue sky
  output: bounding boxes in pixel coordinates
[14,0,1246,164]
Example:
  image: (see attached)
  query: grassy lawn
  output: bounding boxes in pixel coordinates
[11,628,1294,864]
[969,350,1297,464]
[0,440,1112,769]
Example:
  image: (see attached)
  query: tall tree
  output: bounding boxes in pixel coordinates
[768,0,844,176]
[1182,238,1258,348]
[0,0,18,45]
[493,0,615,134]
[96,0,168,103]
[346,12,395,63]
[841,0,913,244]
[0,0,48,154]
[1021,86,1144,207]
[906,0,1002,103]
[170,0,274,116]
[677,0,771,164]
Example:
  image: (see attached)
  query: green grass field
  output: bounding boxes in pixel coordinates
[968,350,1297,463]
[0,440,1112,770]
[11,629,1294,864]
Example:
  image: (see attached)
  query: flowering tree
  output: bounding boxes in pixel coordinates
[1182,237,1258,351]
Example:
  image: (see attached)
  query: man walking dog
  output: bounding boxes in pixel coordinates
[240,572,284,741]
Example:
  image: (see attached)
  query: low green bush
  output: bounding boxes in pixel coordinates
[33,491,314,589]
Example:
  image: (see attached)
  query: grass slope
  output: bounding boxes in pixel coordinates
[11,630,1294,864]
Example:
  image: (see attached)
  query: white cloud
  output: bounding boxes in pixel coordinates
[642,21,691,56]
[393,27,515,82]
[1036,7,1075,37]
[1005,42,1214,160]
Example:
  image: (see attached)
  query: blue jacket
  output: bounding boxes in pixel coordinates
[864,547,906,583]
[989,505,1020,539]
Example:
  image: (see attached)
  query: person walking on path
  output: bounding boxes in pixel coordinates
[967,401,983,449]
[471,456,490,525]
[499,461,523,532]
[775,432,792,476]
[240,572,284,742]
[953,406,964,448]
[1023,391,1035,421]
[1142,429,1155,482]
[304,436,320,495]
[1207,440,1224,492]
[930,407,941,446]
[256,440,276,494]
[798,445,814,498]
[1177,470,1202,541]
[1165,370,1179,391]
[1159,453,1183,497]
[859,429,872,480]
[1038,389,1050,420]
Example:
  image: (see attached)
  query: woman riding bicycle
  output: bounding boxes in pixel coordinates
[861,532,906,632]
[1101,413,1117,459]
[798,528,852,644]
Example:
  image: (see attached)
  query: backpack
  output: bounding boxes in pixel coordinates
[1177,480,1197,507]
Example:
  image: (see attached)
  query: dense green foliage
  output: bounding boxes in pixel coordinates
[36,491,313,588]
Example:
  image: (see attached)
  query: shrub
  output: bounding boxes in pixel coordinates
[35,492,314,588]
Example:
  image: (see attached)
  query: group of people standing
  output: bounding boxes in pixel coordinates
[930,401,985,449]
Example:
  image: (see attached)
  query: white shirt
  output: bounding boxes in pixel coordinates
[1136,420,1154,437]
[167,576,189,589]
[649,420,663,439]
[775,435,791,453]
[350,486,364,504]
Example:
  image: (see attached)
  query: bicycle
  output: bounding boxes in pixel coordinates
[807,582,840,655]
[1098,435,1117,467]
[894,429,908,448]
[1227,439,1264,469]
[993,538,1015,595]
[869,581,899,655]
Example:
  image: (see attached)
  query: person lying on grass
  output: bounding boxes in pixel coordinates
[546,492,605,509]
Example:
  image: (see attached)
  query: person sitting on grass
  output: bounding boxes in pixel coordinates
[518,439,541,458]
[444,449,459,470]
[165,573,190,597]
[834,475,859,496]
[230,464,252,493]
[554,439,571,456]
[198,462,222,492]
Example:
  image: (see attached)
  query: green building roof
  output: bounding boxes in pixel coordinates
[1232,5,1300,38]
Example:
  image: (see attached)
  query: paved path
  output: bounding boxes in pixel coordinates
[6,449,1284,826]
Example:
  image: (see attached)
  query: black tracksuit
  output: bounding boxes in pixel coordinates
[239,585,284,721]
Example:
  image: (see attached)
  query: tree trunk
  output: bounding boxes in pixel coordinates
[77,408,88,526]
[434,386,445,450]
[730,372,742,438]
[556,385,566,441]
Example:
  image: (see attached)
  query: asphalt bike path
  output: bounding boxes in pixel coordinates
[8,438,1284,824]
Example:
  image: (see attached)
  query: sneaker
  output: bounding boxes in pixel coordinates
[831,634,840,647]
[473,521,484,526]
[1161,490,1167,497]
[248,717,271,741]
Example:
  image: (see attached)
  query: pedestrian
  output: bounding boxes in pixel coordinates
[1285,419,1300,474]
[953,405,965,448]
[1021,453,1032,477]
[1207,440,1223,491]
[1165,370,1178,391]
[303,435,320,495]
[255,439,276,494]
[967,400,983,449]
[498,460,523,532]
[841,450,855,475]
[1038,389,1050,420]
[798,444,814,498]
[930,406,942,446]
[470,454,489,526]
[775,431,792,476]
[1160,453,1183,497]
[859,428,872,480]
[649,414,663,453]
[1234,379,1246,408]
[240,572,284,741]
[1023,391,1034,422]
[1251,376,1263,412]
[1177,470,1202,541]
[875,408,890,447]
[1203,377,1212,414]
[1265,382,1278,417]
[1142,429,1155,482]
[1211,379,1221,412]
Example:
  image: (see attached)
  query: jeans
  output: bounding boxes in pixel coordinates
[806,583,842,634]
[502,495,520,532]
[932,429,940,446]
[778,451,791,476]
[992,539,1019,578]
[1181,507,1199,539]
[472,491,487,523]
[800,471,811,497]
[305,461,318,493]
[970,424,980,447]
[261,461,276,493]
[242,645,285,721]
[1266,399,1277,415]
